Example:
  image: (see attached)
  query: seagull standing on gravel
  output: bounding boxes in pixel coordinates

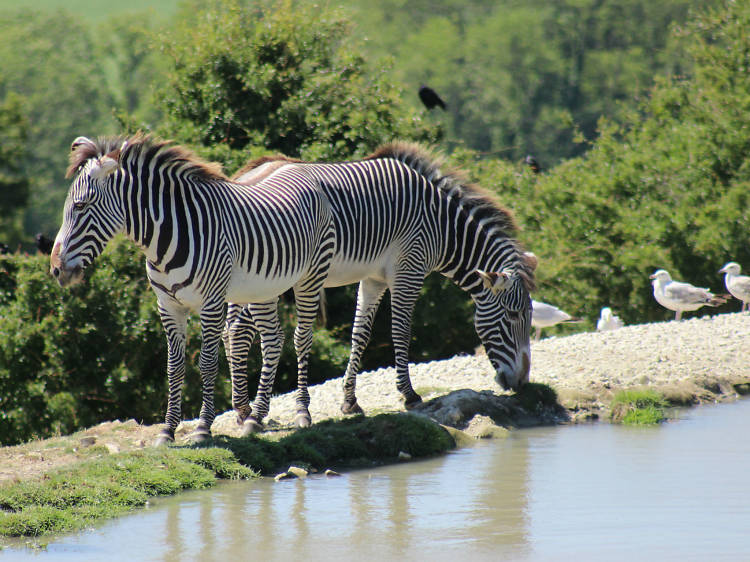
[719,262,750,312]
[597,307,624,331]
[531,300,581,340]
[650,269,727,321]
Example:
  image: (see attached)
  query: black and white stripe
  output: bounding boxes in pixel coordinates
[229,143,535,423]
[51,135,335,443]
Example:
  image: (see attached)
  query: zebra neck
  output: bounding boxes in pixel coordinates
[119,163,198,267]
[439,220,519,294]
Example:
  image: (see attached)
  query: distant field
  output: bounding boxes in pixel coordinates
[0,0,180,21]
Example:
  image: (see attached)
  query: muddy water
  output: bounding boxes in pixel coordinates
[5,399,750,561]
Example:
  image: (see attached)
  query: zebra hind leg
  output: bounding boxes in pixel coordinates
[240,300,283,436]
[223,303,257,425]
[341,279,388,415]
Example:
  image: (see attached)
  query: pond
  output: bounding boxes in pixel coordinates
[5,399,750,561]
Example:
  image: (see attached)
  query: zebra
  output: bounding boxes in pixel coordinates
[226,142,536,433]
[49,134,336,445]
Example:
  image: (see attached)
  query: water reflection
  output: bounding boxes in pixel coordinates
[147,439,532,562]
[5,400,750,561]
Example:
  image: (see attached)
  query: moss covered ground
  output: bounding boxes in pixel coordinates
[0,413,454,541]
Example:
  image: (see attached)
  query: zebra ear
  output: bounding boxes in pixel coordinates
[476,269,511,295]
[71,136,95,152]
[522,252,538,271]
[90,155,119,180]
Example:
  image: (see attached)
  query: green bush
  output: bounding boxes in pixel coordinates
[456,1,750,330]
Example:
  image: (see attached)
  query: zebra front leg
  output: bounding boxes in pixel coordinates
[189,300,226,443]
[390,274,424,409]
[240,300,283,435]
[341,279,388,415]
[223,303,257,424]
[154,299,189,446]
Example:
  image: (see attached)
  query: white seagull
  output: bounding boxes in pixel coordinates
[719,262,750,312]
[531,300,581,340]
[597,307,624,331]
[650,269,727,321]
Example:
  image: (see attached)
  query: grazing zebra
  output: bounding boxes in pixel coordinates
[49,134,335,444]
[227,142,536,433]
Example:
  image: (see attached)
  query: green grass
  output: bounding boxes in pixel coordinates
[610,389,668,425]
[0,447,254,538]
[515,382,559,412]
[0,413,454,540]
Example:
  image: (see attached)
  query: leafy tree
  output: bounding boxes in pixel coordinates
[0,9,119,240]
[353,0,713,166]
[463,0,750,331]
[0,93,29,246]
[156,0,439,170]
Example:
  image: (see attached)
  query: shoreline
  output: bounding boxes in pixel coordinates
[203,311,750,436]
[2,312,749,486]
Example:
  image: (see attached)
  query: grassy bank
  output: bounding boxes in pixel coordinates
[0,413,454,540]
[610,389,668,425]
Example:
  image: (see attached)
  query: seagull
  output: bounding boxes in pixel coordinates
[531,300,581,340]
[719,262,750,312]
[650,269,727,321]
[597,307,624,331]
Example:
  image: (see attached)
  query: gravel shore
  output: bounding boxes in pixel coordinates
[202,311,750,436]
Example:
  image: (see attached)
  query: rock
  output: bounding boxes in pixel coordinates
[79,436,97,448]
[274,472,296,482]
[398,451,412,461]
[324,469,341,477]
[287,465,308,478]
[464,415,509,439]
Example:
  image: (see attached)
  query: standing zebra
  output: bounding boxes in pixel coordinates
[227,142,536,433]
[50,134,335,445]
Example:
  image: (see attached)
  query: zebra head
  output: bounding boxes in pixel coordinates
[473,253,535,392]
[50,137,126,287]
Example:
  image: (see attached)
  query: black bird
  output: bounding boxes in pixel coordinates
[418,85,446,111]
[525,155,541,174]
[35,233,54,255]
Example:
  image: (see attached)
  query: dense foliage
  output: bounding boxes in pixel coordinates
[0,93,29,245]
[156,0,438,169]
[0,10,119,242]
[349,0,713,166]
[0,0,748,444]
[465,0,750,327]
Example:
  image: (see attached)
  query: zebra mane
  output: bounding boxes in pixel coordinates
[367,142,518,234]
[67,133,226,182]
[368,142,535,291]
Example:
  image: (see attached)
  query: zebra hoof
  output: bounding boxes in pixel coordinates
[404,393,423,410]
[153,430,175,447]
[241,418,264,436]
[188,425,211,443]
[341,401,364,415]
[294,411,312,428]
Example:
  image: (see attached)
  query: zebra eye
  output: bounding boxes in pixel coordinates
[73,201,86,211]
